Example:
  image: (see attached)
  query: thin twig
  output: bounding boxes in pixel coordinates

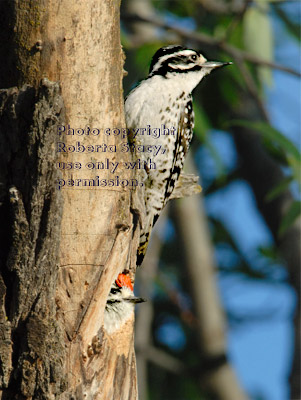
[223,43,301,77]
[223,0,252,42]
[136,344,186,374]
[196,0,246,15]
[234,56,269,122]
[122,13,301,78]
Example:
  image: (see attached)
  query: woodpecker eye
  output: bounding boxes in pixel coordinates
[110,288,120,294]
[191,54,197,61]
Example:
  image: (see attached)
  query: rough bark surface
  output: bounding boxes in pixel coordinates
[0,80,66,399]
[0,1,141,399]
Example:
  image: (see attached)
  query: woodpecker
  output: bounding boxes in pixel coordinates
[104,273,145,334]
[125,45,231,266]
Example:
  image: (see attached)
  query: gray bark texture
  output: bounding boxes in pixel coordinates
[0,80,66,399]
[0,0,141,399]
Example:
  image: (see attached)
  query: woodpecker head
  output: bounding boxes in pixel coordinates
[104,273,145,334]
[148,45,231,91]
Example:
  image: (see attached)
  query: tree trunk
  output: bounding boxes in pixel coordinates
[230,95,301,400]
[0,1,140,399]
[173,159,249,400]
[200,74,300,399]
[0,79,66,400]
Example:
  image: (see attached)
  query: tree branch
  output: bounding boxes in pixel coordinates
[136,344,186,374]
[196,0,247,15]
[173,157,249,400]
[122,13,301,78]
[222,0,252,42]
[234,57,269,122]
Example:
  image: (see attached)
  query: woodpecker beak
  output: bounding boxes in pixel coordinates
[202,61,233,69]
[128,296,146,304]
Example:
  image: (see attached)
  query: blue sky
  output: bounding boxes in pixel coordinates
[139,3,300,399]
[202,4,300,399]
[206,179,296,400]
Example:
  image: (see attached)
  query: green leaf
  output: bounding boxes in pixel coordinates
[193,103,211,142]
[227,120,300,162]
[120,31,131,49]
[243,3,274,86]
[265,176,294,202]
[279,201,301,236]
[206,138,227,179]
[274,4,301,43]
[135,42,165,75]
[258,245,279,262]
[289,156,301,188]
[226,17,245,49]
[219,69,242,106]
[205,168,241,195]
[211,218,276,280]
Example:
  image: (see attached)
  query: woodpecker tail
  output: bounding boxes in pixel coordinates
[136,212,160,266]
[137,230,151,267]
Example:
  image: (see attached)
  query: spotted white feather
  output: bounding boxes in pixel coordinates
[125,45,231,266]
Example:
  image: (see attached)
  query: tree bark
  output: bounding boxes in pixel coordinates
[0,1,140,399]
[0,80,66,400]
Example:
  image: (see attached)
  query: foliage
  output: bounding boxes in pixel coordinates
[121,1,300,399]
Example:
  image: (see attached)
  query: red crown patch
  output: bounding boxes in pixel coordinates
[116,273,133,291]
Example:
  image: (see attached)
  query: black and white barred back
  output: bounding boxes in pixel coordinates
[125,45,231,266]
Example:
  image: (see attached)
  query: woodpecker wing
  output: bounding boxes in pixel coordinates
[162,99,194,205]
[136,99,195,266]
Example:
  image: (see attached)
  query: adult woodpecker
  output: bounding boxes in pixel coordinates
[124,45,231,266]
